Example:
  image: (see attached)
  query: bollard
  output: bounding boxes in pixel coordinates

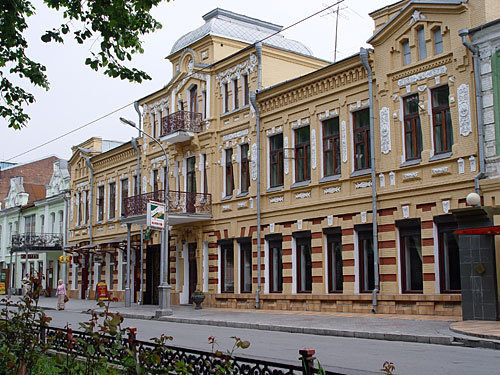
[299,348,316,375]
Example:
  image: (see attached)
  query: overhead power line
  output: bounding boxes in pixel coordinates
[6,0,345,162]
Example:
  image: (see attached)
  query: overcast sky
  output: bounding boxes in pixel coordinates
[1,0,395,164]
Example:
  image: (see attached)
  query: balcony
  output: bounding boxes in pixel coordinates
[122,190,212,225]
[160,111,202,143]
[11,233,63,252]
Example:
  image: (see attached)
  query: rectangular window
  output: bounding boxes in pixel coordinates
[97,186,104,222]
[432,86,453,154]
[240,144,250,193]
[400,223,423,293]
[296,235,312,293]
[269,238,283,293]
[223,83,229,113]
[243,74,249,106]
[77,193,82,226]
[221,242,234,293]
[323,117,341,176]
[189,85,198,113]
[433,27,443,55]
[25,215,36,234]
[438,221,461,293]
[121,179,128,217]
[133,175,139,195]
[240,241,252,293]
[202,154,208,195]
[202,90,207,119]
[270,134,284,187]
[40,215,45,234]
[402,40,411,65]
[109,182,116,219]
[225,149,234,197]
[358,228,374,293]
[327,234,343,293]
[403,94,423,160]
[295,126,310,182]
[153,169,160,201]
[353,109,371,170]
[152,112,157,138]
[85,191,89,224]
[417,27,427,60]
[233,79,239,110]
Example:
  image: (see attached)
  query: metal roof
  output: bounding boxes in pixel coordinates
[170,8,313,56]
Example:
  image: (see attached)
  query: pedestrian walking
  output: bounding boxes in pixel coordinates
[56,279,67,310]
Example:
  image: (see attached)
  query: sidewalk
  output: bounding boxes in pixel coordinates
[3,295,500,350]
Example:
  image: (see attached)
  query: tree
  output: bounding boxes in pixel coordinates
[0,0,165,130]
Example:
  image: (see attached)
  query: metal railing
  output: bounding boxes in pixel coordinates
[161,111,202,136]
[122,190,212,218]
[11,233,63,252]
[40,325,337,375]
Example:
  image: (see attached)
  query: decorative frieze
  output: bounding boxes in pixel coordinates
[458,158,465,174]
[284,136,289,175]
[297,219,303,230]
[457,84,472,136]
[355,181,372,189]
[237,201,247,208]
[403,172,419,180]
[269,223,275,233]
[270,196,284,204]
[442,200,450,214]
[323,186,341,195]
[380,107,391,154]
[402,205,409,218]
[290,117,310,129]
[361,211,367,223]
[432,167,449,176]
[295,192,311,199]
[222,129,249,142]
[469,155,477,172]
[222,205,231,212]
[389,171,396,186]
[379,173,385,187]
[327,215,333,226]
[397,65,447,87]
[318,109,338,120]
[216,54,257,86]
[349,100,369,111]
[265,126,283,136]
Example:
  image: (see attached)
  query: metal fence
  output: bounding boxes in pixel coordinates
[41,325,340,374]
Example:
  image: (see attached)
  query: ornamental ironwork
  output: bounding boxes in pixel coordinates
[161,111,202,136]
[123,190,212,218]
[11,233,63,252]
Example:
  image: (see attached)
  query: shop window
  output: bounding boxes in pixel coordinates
[240,241,252,293]
[404,94,423,160]
[438,220,461,293]
[402,39,411,65]
[417,27,427,60]
[432,86,453,154]
[398,220,423,293]
[268,237,283,293]
[353,109,371,170]
[323,117,341,176]
[240,144,250,193]
[433,27,443,55]
[295,233,312,293]
[270,134,283,187]
[221,242,234,293]
[358,226,374,293]
[294,126,310,182]
[327,233,343,293]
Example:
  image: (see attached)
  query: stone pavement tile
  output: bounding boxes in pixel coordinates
[450,321,500,340]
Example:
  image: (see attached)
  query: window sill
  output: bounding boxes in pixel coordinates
[429,151,452,162]
[291,180,310,189]
[400,158,421,168]
[221,195,233,201]
[236,192,249,198]
[220,104,250,119]
[320,174,341,183]
[350,169,371,178]
[267,186,283,193]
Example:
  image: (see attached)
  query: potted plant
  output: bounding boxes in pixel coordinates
[191,290,205,310]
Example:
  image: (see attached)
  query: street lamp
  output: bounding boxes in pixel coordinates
[120,117,172,316]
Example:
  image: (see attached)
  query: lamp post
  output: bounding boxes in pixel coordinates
[120,117,172,316]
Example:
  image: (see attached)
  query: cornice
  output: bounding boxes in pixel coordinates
[390,55,453,81]
[92,148,136,170]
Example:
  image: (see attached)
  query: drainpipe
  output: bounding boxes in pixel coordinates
[459,29,485,195]
[360,48,379,313]
[250,42,263,310]
[62,191,70,286]
[83,154,94,300]
[131,136,143,304]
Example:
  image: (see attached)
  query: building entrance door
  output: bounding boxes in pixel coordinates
[188,243,197,303]
[186,157,196,213]
[81,255,89,299]
[145,245,160,305]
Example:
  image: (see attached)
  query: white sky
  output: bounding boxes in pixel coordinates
[0,0,395,164]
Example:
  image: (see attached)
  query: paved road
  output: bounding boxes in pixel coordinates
[45,309,500,375]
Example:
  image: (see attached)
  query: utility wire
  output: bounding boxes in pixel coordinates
[6,0,345,162]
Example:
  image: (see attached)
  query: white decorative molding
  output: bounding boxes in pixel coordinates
[270,196,284,204]
[380,107,391,154]
[237,201,247,208]
[361,211,367,223]
[265,126,283,136]
[379,173,385,187]
[449,76,455,83]
[457,84,472,136]
[290,117,310,129]
[318,109,338,120]
[392,94,398,101]
[435,76,440,85]
[222,129,249,142]
[151,155,167,164]
[469,155,477,172]
[409,10,426,25]
[251,143,257,181]
[432,167,449,176]
[76,181,89,188]
[355,181,372,189]
[216,54,257,87]
[389,171,396,186]
[222,205,231,211]
[284,136,289,175]
[402,205,410,218]
[397,65,447,87]
[458,158,465,174]
[403,172,419,180]
[297,219,303,230]
[341,120,347,163]
[311,129,317,169]
[418,85,427,92]
[270,223,275,233]
[201,51,208,60]
[323,186,341,195]
[327,215,333,226]
[349,100,369,111]
[442,200,450,214]
[295,192,311,199]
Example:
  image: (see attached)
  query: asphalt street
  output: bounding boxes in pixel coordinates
[44,309,500,375]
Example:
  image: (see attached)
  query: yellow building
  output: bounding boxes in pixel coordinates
[68,2,500,318]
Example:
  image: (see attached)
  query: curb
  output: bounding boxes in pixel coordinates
[449,326,500,345]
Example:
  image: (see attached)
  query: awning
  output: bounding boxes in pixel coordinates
[455,226,500,235]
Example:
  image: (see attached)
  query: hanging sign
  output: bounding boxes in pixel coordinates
[147,201,165,229]
[59,255,71,264]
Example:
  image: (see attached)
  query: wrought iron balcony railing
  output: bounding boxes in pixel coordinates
[161,110,202,137]
[11,233,63,252]
[122,190,212,218]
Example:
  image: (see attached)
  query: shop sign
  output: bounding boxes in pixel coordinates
[147,201,165,229]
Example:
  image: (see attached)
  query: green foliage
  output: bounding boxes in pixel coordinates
[0,0,166,129]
